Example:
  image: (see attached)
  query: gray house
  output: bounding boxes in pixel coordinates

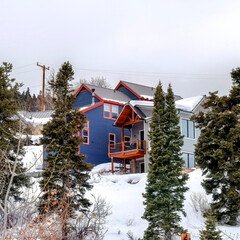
[108,96,205,173]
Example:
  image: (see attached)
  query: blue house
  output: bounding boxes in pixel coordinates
[72,81,183,166]
[42,80,204,173]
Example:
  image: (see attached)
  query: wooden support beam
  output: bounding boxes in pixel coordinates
[121,126,124,142]
[111,157,114,174]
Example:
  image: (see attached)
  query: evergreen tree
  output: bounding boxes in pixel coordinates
[0,62,29,220]
[142,83,188,240]
[191,68,240,225]
[199,211,222,240]
[39,61,93,239]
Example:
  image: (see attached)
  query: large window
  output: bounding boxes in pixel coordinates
[182,119,195,139]
[82,120,89,144]
[182,152,195,168]
[104,104,119,120]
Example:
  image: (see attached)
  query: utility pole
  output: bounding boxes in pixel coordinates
[37,62,50,112]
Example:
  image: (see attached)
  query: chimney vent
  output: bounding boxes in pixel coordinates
[91,89,95,105]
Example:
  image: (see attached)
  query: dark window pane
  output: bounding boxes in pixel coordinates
[83,129,88,136]
[112,112,118,119]
[110,134,115,141]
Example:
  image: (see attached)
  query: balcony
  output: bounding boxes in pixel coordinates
[108,140,146,159]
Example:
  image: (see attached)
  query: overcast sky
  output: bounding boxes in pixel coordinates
[1,0,240,98]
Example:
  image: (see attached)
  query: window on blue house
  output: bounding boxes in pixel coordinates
[112,105,118,119]
[104,104,119,120]
[82,120,89,144]
[104,104,111,118]
[109,133,116,145]
[182,119,195,139]
[182,152,195,168]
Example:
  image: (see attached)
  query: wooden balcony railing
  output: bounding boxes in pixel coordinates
[108,140,146,159]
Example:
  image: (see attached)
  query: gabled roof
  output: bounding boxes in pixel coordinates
[74,83,131,104]
[114,96,205,126]
[175,95,206,112]
[115,80,182,101]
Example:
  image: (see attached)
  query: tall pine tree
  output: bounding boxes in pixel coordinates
[0,62,29,224]
[39,62,93,239]
[142,83,188,240]
[191,68,240,225]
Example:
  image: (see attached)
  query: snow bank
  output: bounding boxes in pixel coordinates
[89,165,240,240]
[20,148,240,240]
[22,145,43,174]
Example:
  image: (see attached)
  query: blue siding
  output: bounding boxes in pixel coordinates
[117,85,139,100]
[73,89,100,108]
[80,104,130,165]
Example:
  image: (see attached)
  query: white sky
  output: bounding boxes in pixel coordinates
[1,0,240,98]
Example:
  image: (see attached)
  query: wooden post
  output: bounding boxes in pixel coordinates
[111,157,114,174]
[37,62,50,112]
[181,233,191,240]
[124,158,126,173]
[122,141,125,153]
[137,139,139,150]
[121,126,124,142]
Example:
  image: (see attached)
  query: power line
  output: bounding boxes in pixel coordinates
[13,63,35,70]
[43,62,229,77]
[12,68,39,75]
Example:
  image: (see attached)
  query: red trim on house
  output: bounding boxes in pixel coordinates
[82,120,89,145]
[103,103,119,120]
[115,81,141,99]
[74,84,103,101]
[81,102,103,113]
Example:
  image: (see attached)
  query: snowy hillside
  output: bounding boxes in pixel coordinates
[22,144,240,240]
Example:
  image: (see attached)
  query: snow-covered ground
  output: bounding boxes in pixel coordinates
[22,143,240,240]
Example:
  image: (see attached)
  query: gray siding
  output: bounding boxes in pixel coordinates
[130,110,200,172]
[131,121,144,140]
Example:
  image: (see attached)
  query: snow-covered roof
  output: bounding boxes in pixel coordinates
[129,100,153,108]
[140,95,154,100]
[175,96,204,112]
[129,96,204,113]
